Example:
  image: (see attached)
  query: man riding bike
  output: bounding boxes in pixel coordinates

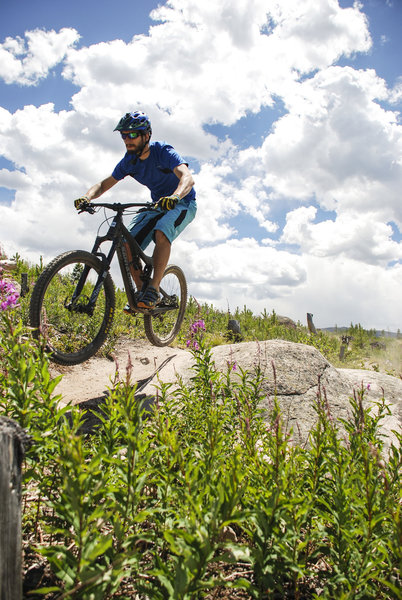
[74,110,196,311]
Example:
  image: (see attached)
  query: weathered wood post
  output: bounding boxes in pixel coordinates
[339,335,353,361]
[0,418,31,600]
[307,313,317,335]
[20,273,29,297]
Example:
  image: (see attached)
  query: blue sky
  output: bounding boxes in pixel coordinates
[0,0,401,330]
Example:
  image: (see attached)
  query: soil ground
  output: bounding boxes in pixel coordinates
[49,337,193,406]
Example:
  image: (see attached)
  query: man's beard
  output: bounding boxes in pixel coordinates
[127,139,148,158]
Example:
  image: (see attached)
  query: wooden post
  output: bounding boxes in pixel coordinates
[339,335,352,361]
[307,313,317,335]
[0,418,31,600]
[20,273,29,297]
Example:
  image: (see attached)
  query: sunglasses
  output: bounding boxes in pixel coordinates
[120,131,141,140]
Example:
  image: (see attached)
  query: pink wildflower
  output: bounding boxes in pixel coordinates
[190,319,205,334]
[0,279,20,311]
[186,339,200,351]
[186,319,205,352]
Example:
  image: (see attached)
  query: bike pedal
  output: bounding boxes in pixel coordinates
[123,304,140,315]
[136,306,155,314]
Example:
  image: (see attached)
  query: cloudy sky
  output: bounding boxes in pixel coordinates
[0,0,401,331]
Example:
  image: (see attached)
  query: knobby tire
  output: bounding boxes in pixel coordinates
[143,265,187,347]
[29,250,115,366]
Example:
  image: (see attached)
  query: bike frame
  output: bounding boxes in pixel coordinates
[70,202,175,316]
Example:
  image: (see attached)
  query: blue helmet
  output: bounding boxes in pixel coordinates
[114,111,152,135]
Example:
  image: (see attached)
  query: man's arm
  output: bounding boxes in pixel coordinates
[172,164,195,199]
[84,175,119,201]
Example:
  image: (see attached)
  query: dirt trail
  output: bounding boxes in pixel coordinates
[49,338,193,407]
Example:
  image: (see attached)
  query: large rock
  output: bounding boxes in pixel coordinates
[0,259,17,272]
[208,340,401,449]
[53,339,401,451]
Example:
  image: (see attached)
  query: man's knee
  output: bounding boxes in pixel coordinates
[154,230,170,245]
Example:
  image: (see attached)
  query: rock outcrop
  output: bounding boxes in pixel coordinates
[54,338,401,451]
[208,340,401,449]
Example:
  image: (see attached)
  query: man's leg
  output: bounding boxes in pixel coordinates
[126,208,166,292]
[124,242,143,290]
[136,230,171,310]
[149,229,171,291]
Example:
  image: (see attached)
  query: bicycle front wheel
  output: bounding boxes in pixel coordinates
[143,265,187,347]
[29,250,115,366]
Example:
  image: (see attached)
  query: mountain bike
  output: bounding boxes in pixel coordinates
[29,201,187,366]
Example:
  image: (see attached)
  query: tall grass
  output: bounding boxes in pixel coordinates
[0,304,401,599]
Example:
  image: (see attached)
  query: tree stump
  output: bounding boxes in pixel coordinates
[227,319,242,342]
[0,418,32,600]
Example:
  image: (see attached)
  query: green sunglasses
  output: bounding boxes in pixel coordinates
[120,131,141,139]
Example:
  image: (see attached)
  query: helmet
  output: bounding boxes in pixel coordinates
[113,111,152,135]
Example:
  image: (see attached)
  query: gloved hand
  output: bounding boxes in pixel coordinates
[158,194,180,211]
[74,196,90,211]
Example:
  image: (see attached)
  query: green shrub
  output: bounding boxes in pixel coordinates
[0,306,401,599]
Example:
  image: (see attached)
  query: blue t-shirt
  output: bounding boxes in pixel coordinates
[112,141,196,205]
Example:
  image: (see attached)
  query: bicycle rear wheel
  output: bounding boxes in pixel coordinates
[29,250,115,366]
[143,265,187,347]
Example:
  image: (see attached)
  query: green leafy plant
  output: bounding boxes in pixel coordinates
[1,269,401,599]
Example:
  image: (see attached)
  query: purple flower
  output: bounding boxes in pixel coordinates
[186,339,200,351]
[186,319,205,352]
[190,319,205,334]
[0,279,20,311]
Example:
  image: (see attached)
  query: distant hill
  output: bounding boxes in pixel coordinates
[322,327,400,339]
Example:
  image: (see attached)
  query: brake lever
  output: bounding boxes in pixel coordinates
[78,202,96,214]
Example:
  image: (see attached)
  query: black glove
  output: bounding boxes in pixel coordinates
[158,194,180,211]
[74,196,90,211]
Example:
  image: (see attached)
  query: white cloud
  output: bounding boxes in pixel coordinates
[389,77,402,105]
[250,66,402,231]
[0,28,80,85]
[276,254,402,332]
[173,236,307,308]
[281,206,402,265]
[59,0,371,134]
[181,162,237,243]
[172,237,402,332]
[265,0,371,74]
[0,168,32,190]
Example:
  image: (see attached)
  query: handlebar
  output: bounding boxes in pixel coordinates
[78,201,155,214]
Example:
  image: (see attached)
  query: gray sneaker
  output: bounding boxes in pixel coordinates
[123,291,141,314]
[136,286,160,310]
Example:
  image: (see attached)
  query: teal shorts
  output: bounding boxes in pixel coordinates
[128,199,197,250]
